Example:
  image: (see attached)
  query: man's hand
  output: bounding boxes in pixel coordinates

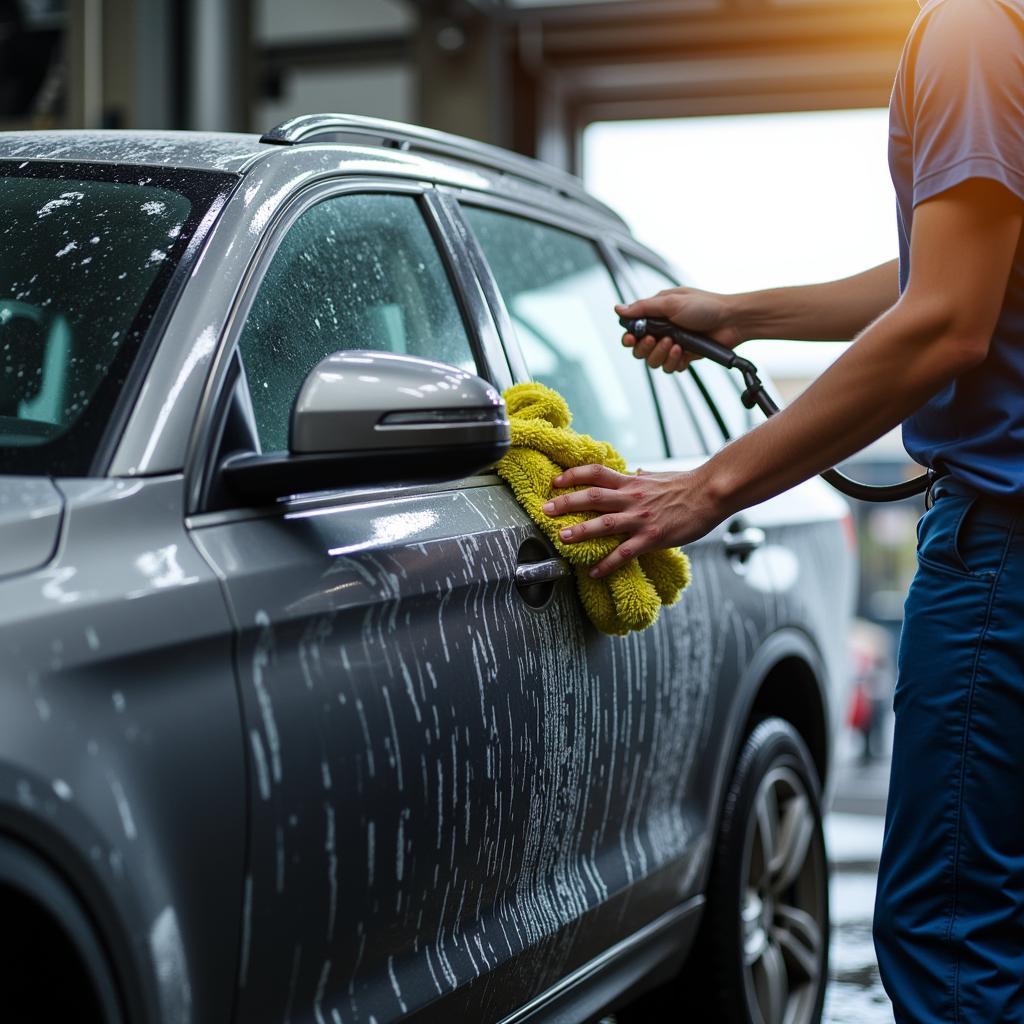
[617,261,901,373]
[541,464,728,578]
[615,288,744,373]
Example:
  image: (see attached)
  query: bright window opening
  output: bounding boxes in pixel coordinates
[582,109,901,428]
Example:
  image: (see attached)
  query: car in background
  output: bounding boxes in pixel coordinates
[0,115,854,1024]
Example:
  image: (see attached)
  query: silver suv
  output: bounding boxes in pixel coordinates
[0,115,854,1024]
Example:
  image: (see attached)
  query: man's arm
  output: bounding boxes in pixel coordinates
[734,259,900,341]
[621,260,899,372]
[544,178,1022,576]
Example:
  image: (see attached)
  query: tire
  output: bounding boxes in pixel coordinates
[622,717,829,1024]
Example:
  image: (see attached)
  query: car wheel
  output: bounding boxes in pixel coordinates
[621,717,829,1024]
[709,717,829,1023]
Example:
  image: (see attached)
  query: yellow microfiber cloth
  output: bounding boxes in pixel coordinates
[495,381,691,636]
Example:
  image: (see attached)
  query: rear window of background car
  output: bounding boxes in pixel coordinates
[462,206,667,465]
[239,192,478,454]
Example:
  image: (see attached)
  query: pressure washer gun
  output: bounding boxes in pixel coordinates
[618,315,931,503]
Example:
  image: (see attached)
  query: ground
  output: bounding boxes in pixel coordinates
[824,739,893,1022]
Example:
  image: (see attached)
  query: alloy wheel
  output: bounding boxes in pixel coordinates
[740,765,826,1024]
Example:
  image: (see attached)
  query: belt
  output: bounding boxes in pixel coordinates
[930,475,1024,515]
[931,477,985,502]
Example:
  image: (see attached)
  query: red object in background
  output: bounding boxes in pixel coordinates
[840,510,858,554]
[847,682,872,731]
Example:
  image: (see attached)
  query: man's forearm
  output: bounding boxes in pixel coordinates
[731,260,900,342]
[704,292,982,515]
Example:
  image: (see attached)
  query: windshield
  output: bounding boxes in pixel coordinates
[0,162,235,476]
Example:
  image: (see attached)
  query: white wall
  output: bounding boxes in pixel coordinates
[255,0,412,45]
[254,63,415,129]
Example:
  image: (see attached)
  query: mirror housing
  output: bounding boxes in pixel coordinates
[223,351,510,502]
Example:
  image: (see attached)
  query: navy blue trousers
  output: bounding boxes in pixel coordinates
[874,490,1024,1022]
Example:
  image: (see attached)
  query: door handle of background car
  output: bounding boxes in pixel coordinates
[723,525,766,560]
[515,557,571,587]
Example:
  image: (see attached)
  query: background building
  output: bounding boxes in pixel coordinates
[2,0,914,161]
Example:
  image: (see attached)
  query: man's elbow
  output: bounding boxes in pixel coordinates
[900,297,993,372]
[948,334,992,372]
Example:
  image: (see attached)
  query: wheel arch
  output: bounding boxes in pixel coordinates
[698,628,833,893]
[0,804,156,1024]
[746,653,829,790]
[0,831,129,1022]
[733,628,832,786]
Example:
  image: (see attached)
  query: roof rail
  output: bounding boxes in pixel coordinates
[259,113,625,225]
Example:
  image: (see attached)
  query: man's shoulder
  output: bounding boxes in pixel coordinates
[895,0,1024,113]
[917,0,1024,23]
[908,0,1024,52]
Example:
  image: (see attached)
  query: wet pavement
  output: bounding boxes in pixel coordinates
[824,749,894,1023]
[824,813,891,1022]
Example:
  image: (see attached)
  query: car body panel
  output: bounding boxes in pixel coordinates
[0,476,246,1024]
[0,476,63,579]
[190,476,721,1022]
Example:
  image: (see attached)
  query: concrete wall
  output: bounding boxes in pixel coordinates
[254,0,411,45]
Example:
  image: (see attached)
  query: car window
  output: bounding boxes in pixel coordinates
[649,373,707,457]
[463,207,666,464]
[239,192,477,453]
[625,254,754,443]
[0,163,232,476]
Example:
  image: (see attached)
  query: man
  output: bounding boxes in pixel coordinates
[542,0,1024,1019]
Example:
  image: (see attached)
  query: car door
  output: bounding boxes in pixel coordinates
[187,183,676,1024]
[457,201,724,958]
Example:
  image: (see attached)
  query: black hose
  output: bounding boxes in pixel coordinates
[620,317,931,503]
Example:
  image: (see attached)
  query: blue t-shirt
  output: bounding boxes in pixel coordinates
[891,0,1024,497]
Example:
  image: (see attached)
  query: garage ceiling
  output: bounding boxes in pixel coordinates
[496,0,918,169]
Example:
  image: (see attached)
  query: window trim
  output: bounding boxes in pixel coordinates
[439,186,637,254]
[439,196,531,384]
[455,196,672,463]
[599,240,677,459]
[421,191,515,392]
[687,364,731,443]
[185,178,508,516]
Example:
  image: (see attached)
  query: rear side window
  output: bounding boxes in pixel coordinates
[463,207,666,464]
[239,193,477,453]
[625,255,753,444]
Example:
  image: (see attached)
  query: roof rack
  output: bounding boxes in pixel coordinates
[259,113,625,225]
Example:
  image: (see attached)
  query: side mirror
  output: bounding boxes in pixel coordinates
[223,351,510,502]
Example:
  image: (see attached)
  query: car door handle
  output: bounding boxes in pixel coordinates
[515,557,571,587]
[723,525,766,559]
